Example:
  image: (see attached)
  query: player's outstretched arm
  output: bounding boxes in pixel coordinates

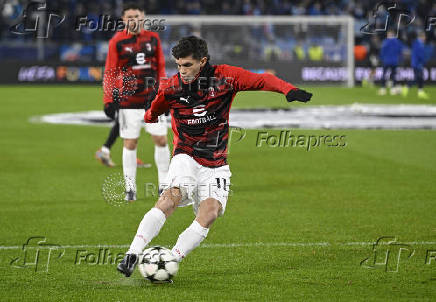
[222,65,312,103]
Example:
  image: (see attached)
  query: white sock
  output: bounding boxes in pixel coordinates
[123,147,137,192]
[171,220,209,262]
[101,146,110,155]
[154,145,170,188]
[128,207,166,255]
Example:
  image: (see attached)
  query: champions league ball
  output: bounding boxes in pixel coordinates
[138,246,179,283]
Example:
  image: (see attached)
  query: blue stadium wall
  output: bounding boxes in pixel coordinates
[2,60,436,85]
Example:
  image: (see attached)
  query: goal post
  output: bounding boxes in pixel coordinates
[148,15,355,87]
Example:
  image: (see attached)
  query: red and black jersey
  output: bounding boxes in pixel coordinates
[103,30,165,109]
[145,63,296,167]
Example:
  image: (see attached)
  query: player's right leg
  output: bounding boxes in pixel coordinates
[117,187,182,277]
[117,154,197,277]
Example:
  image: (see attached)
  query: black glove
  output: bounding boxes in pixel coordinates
[144,89,157,111]
[104,103,118,119]
[286,89,312,103]
[104,88,121,119]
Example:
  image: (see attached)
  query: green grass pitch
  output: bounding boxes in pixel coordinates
[0,85,435,301]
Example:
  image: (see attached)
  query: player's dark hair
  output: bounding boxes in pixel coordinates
[172,36,210,61]
[122,2,144,14]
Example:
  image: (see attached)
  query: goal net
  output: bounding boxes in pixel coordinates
[149,15,355,87]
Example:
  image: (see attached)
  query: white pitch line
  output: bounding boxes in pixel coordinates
[200,242,330,248]
[0,241,435,251]
[343,241,436,246]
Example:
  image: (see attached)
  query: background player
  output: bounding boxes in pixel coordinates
[378,30,404,96]
[103,3,170,200]
[117,36,313,276]
[402,31,432,99]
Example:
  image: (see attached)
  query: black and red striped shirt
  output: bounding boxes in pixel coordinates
[145,63,296,167]
[103,30,165,109]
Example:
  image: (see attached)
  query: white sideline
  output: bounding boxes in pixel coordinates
[1,241,435,250]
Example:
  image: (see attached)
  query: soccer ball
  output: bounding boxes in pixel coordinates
[138,246,179,283]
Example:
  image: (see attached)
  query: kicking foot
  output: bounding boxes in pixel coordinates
[117,254,138,277]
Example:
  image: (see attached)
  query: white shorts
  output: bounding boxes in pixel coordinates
[119,109,167,139]
[162,154,232,216]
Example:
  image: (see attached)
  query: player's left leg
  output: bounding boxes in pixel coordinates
[171,164,231,261]
[171,198,221,261]
[117,187,182,277]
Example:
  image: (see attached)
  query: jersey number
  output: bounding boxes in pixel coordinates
[216,178,228,191]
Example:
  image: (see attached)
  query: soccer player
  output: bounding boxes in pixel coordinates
[378,30,404,96]
[117,36,312,276]
[402,32,431,99]
[103,3,170,200]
